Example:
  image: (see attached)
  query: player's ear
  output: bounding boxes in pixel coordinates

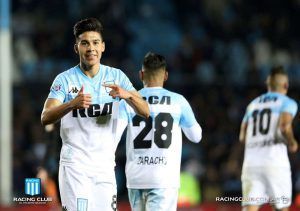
[284,82,289,90]
[164,71,168,82]
[74,44,78,54]
[265,76,270,87]
[101,41,105,53]
[139,70,144,81]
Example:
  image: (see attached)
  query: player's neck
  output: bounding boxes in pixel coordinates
[269,88,287,95]
[79,63,100,78]
[144,81,164,88]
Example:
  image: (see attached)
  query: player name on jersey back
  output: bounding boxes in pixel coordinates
[137,156,167,165]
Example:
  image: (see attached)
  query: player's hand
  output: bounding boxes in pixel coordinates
[288,140,298,153]
[71,86,92,109]
[102,84,132,99]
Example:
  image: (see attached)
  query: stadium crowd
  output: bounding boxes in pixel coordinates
[11,0,300,206]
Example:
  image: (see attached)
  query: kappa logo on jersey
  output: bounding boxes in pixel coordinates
[68,85,80,94]
[72,102,113,117]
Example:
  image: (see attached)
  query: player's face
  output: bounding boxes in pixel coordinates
[75,31,105,68]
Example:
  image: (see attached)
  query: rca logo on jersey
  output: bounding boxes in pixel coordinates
[143,95,171,105]
[72,102,113,117]
[68,85,80,94]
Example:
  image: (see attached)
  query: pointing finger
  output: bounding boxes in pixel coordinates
[78,85,84,94]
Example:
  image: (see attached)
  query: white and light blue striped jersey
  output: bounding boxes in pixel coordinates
[118,87,202,188]
[48,64,135,182]
[242,92,297,168]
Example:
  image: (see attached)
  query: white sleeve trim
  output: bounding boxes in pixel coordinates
[182,123,202,143]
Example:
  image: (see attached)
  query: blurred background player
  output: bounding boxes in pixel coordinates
[36,166,59,207]
[40,18,149,211]
[117,52,202,211]
[35,123,61,208]
[239,66,298,211]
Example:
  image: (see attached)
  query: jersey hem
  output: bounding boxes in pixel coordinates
[126,184,179,189]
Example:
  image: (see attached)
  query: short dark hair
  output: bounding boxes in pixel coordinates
[267,65,288,90]
[73,18,104,40]
[143,52,167,71]
[269,65,287,76]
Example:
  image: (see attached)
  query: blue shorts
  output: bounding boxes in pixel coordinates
[128,188,178,211]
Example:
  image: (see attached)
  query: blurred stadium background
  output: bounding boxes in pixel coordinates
[1,0,300,210]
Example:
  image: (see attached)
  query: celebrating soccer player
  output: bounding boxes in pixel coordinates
[116,52,202,211]
[41,18,149,211]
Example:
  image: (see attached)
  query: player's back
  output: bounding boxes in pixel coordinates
[242,92,297,168]
[124,87,194,189]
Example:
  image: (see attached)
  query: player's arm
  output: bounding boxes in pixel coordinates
[239,122,247,144]
[278,112,298,153]
[182,124,202,143]
[41,87,91,125]
[125,90,150,118]
[239,106,250,144]
[103,84,150,118]
[180,96,202,143]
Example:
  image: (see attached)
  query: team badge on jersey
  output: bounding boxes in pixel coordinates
[103,80,115,93]
[51,84,61,92]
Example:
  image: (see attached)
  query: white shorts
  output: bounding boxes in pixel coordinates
[59,164,117,211]
[128,188,178,211]
[241,166,291,209]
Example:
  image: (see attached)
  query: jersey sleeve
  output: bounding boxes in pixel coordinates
[48,73,67,103]
[119,70,136,91]
[182,124,202,143]
[281,98,298,117]
[242,104,253,123]
[179,96,202,143]
[179,96,197,127]
[242,111,249,123]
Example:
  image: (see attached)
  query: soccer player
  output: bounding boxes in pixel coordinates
[239,66,298,211]
[41,18,149,211]
[117,52,202,211]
